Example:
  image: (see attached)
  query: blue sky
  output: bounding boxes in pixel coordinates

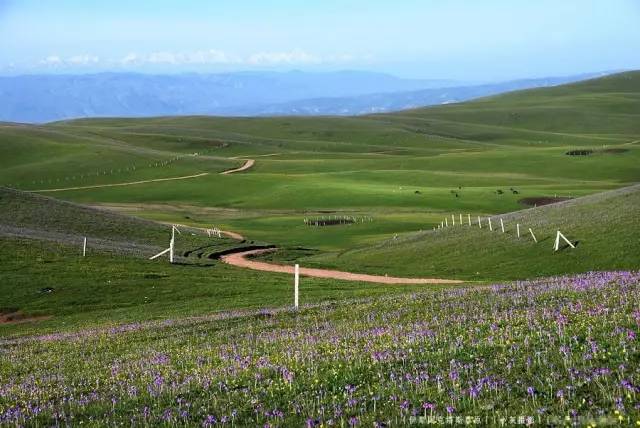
[1,0,639,80]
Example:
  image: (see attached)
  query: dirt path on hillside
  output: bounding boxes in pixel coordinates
[221,248,463,285]
[32,173,210,193]
[220,230,245,240]
[220,159,255,175]
[164,222,246,241]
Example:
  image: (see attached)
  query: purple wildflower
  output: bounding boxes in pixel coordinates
[202,415,217,427]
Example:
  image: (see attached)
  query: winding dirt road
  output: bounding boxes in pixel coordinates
[33,173,210,193]
[33,157,255,193]
[221,230,245,240]
[220,159,255,175]
[221,248,463,285]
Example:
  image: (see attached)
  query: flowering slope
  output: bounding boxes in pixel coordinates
[1,272,639,426]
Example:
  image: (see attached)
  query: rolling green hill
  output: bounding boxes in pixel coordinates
[14,71,634,253]
[394,70,640,137]
[300,184,640,281]
[0,72,640,308]
[0,188,435,337]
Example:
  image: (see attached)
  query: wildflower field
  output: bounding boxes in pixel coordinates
[1,271,638,426]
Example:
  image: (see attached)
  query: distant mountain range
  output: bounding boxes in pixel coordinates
[238,73,610,116]
[0,70,609,123]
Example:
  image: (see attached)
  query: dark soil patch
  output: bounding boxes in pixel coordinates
[143,273,170,279]
[566,149,593,156]
[519,196,573,207]
[306,218,355,226]
[0,310,51,324]
[207,245,276,260]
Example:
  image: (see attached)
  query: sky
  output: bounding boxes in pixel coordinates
[1,0,639,80]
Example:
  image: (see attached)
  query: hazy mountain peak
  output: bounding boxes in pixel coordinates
[0,70,612,123]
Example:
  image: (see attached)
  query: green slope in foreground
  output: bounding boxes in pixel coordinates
[2,272,638,425]
[303,184,640,281]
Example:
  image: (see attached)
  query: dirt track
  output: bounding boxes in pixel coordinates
[221,248,463,285]
[221,230,245,240]
[220,159,255,175]
[32,173,210,193]
[31,157,255,193]
[160,222,246,241]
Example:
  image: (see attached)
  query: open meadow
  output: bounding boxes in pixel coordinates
[1,72,639,425]
[2,272,639,426]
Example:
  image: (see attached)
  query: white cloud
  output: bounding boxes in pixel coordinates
[35,49,359,70]
[184,49,235,64]
[247,49,321,65]
[39,54,99,67]
[121,53,139,65]
[121,50,235,66]
[40,55,62,65]
[147,51,178,64]
[67,55,100,65]
[117,49,352,67]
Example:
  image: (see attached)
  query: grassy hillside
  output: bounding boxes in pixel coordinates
[2,271,638,425]
[1,73,638,426]
[0,189,437,337]
[0,187,166,244]
[301,184,640,281]
[0,186,251,255]
[0,122,238,190]
[396,71,640,136]
[12,74,635,251]
[0,75,637,248]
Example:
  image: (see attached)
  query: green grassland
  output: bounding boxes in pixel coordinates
[2,272,639,426]
[301,184,640,281]
[0,189,437,337]
[0,237,437,338]
[1,71,639,336]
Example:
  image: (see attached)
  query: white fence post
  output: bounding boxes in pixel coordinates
[478,216,482,228]
[445,218,448,227]
[500,218,505,233]
[452,214,455,226]
[294,264,299,309]
[169,233,174,263]
[169,225,180,264]
[529,228,537,243]
[459,214,462,225]
[488,218,493,231]
[517,223,520,238]
[467,214,471,226]
[554,230,575,251]
[83,237,87,257]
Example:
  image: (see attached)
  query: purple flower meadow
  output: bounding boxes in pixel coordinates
[0,271,638,426]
